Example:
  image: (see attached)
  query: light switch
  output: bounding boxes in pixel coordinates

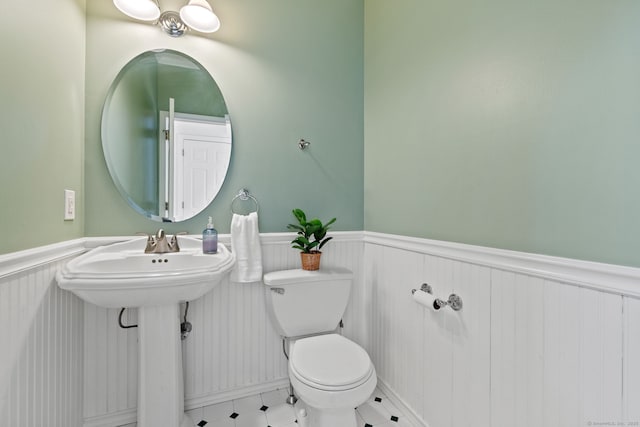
[64,189,75,221]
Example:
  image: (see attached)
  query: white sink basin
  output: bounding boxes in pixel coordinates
[56,234,236,427]
[56,236,235,308]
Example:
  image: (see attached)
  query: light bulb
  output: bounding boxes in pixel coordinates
[113,0,160,21]
[180,0,220,33]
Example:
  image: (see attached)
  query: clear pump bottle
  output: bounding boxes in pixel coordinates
[202,216,218,254]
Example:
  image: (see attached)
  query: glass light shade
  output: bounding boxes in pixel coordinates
[113,0,160,21]
[179,0,221,33]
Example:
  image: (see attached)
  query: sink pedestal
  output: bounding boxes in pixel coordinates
[138,304,192,427]
[55,238,235,427]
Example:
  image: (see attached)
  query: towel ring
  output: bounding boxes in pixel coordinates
[231,188,259,214]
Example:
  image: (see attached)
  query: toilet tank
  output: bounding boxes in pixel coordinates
[263,268,353,338]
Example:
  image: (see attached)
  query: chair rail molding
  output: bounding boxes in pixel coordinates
[364,231,640,298]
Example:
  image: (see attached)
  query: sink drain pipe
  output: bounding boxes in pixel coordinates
[118,308,138,329]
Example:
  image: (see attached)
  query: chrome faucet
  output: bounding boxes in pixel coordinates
[144,229,181,254]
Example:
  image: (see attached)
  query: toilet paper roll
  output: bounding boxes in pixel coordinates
[412,289,441,311]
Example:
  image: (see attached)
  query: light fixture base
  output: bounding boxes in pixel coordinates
[158,11,188,37]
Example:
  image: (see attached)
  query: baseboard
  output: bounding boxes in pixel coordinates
[82,378,290,427]
[376,378,427,427]
[185,378,290,410]
[83,408,137,427]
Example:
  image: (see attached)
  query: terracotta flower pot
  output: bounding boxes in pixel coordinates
[300,251,322,271]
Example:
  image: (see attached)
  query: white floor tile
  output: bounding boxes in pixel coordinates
[186,406,204,424]
[233,410,268,427]
[203,400,234,421]
[379,396,401,415]
[367,387,387,403]
[233,394,264,413]
[181,384,414,427]
[260,388,289,407]
[375,419,416,427]
[393,416,418,427]
[206,417,235,427]
[116,384,414,427]
[357,400,393,425]
[265,402,297,426]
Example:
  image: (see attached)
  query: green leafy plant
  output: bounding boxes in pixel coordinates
[287,208,336,253]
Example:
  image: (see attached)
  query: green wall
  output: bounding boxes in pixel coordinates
[0,0,86,255]
[157,59,227,117]
[85,0,364,236]
[3,0,638,269]
[364,0,640,267]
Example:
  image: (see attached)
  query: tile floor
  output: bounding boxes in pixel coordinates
[120,386,415,427]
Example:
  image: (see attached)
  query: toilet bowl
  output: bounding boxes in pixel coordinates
[263,268,377,427]
[289,334,376,427]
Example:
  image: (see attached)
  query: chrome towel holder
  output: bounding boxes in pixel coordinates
[231,188,259,214]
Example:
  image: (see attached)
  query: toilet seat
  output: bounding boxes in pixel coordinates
[289,334,374,391]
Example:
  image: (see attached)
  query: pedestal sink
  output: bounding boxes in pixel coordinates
[56,236,235,427]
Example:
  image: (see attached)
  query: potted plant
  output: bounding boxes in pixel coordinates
[287,208,336,271]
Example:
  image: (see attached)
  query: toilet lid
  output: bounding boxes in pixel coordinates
[290,334,373,388]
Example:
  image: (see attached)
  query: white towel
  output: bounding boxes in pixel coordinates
[230,212,263,283]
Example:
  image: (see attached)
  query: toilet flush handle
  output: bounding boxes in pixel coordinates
[271,287,285,295]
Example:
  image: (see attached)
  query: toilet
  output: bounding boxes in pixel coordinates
[263,268,376,427]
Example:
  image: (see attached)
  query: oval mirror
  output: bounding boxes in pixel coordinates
[101,49,231,222]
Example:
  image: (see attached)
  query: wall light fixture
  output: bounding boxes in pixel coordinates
[113,0,221,37]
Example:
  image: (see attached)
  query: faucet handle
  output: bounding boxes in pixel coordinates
[168,234,180,252]
[143,234,157,253]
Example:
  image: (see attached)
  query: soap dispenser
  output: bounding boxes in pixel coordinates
[202,216,218,254]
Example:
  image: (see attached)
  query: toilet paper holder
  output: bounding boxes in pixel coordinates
[411,283,463,311]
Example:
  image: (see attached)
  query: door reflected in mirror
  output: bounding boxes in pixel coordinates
[101,49,231,222]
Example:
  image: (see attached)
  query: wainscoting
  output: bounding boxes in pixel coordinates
[1,232,639,427]
[0,243,85,427]
[364,232,640,427]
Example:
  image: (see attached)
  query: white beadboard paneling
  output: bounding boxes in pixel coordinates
[365,233,638,427]
[517,273,545,427]
[0,258,83,427]
[366,245,493,427]
[490,270,547,427]
[490,275,623,427]
[183,276,287,400]
[490,269,517,427]
[421,254,454,427]
[450,260,491,427]
[376,246,424,418]
[624,297,640,423]
[542,279,562,427]
[546,284,623,426]
[365,239,384,381]
[322,239,366,347]
[579,288,623,425]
